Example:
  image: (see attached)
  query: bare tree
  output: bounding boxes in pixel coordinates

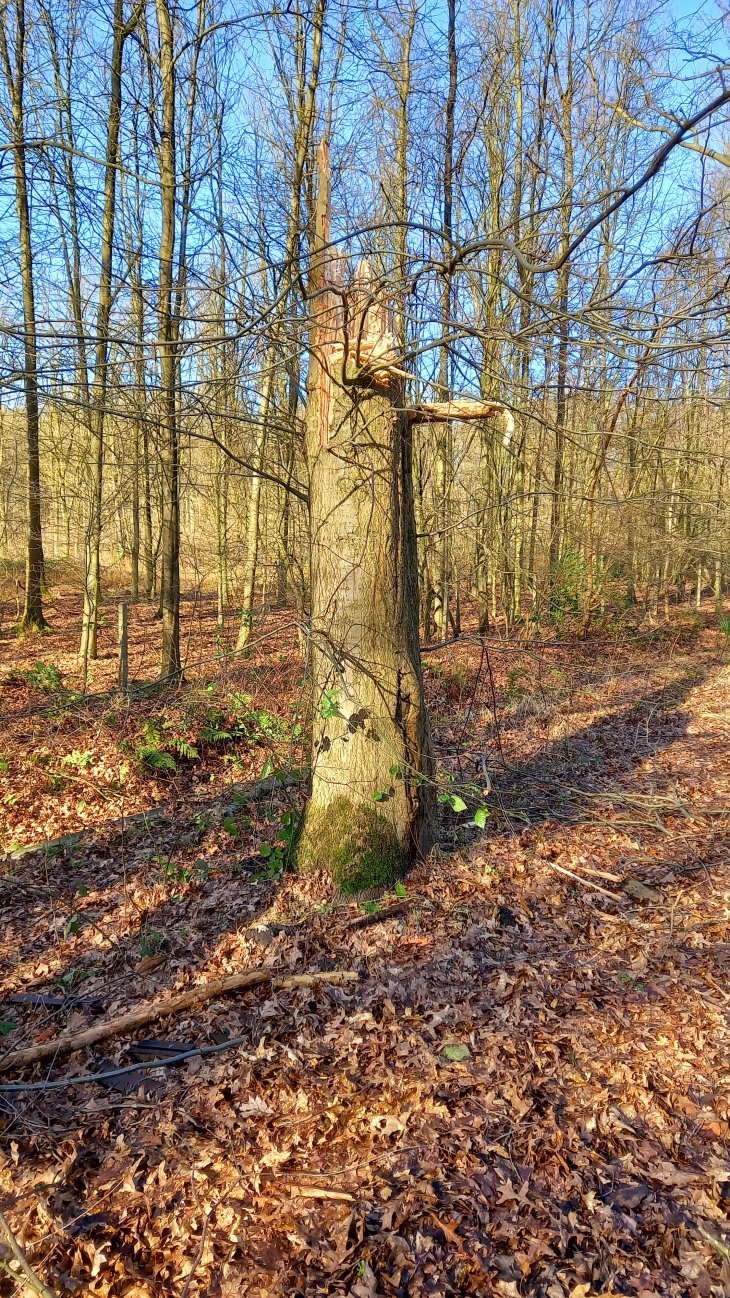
[0,0,46,629]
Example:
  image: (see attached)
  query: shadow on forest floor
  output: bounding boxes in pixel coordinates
[487,661,711,829]
[0,655,715,1001]
[0,643,728,1297]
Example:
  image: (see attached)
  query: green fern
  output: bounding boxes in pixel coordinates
[134,716,198,771]
[137,745,177,773]
[199,709,234,745]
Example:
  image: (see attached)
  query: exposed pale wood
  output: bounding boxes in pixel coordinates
[327,338,409,386]
[406,400,514,430]
[285,1186,354,1201]
[0,969,358,1074]
[544,860,622,900]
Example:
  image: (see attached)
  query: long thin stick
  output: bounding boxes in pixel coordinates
[0,969,358,1075]
[544,860,623,901]
[0,1209,58,1298]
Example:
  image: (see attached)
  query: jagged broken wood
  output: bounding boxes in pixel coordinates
[405,399,514,436]
[0,968,358,1074]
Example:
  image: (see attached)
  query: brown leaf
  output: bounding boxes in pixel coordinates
[135,953,166,973]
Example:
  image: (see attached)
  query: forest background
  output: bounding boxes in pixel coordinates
[0,0,728,661]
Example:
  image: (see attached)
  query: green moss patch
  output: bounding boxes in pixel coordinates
[294,794,405,893]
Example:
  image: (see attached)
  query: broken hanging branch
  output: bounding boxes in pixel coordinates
[405,398,514,437]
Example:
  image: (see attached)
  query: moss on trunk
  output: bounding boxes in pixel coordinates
[295,795,405,893]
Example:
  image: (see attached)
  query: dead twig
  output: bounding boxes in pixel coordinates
[565,862,624,883]
[284,1186,354,1201]
[543,860,623,901]
[346,902,408,931]
[179,1210,211,1298]
[0,1209,58,1298]
[0,1037,249,1093]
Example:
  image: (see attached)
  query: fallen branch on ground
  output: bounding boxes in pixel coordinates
[0,1037,248,1092]
[346,902,408,931]
[544,860,623,901]
[0,968,358,1075]
[180,1211,212,1298]
[284,1186,354,1201]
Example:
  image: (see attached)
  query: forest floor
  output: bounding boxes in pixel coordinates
[0,583,728,1298]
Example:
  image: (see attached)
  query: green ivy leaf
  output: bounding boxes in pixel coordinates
[438,792,468,813]
[473,807,490,829]
[394,881,407,899]
[319,689,342,720]
[0,1020,16,1036]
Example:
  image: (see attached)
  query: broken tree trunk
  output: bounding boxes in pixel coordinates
[295,142,436,891]
[295,143,512,892]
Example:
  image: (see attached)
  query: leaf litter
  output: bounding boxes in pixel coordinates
[0,595,728,1296]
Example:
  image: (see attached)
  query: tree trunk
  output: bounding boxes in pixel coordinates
[79,0,133,664]
[131,424,140,601]
[0,0,47,630]
[294,159,435,889]
[296,357,436,890]
[236,365,273,651]
[432,0,457,641]
[155,0,181,678]
[548,0,574,584]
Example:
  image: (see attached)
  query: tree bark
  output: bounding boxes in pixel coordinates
[236,365,272,651]
[155,0,181,678]
[294,167,435,889]
[80,0,135,664]
[296,356,437,890]
[0,0,47,631]
[432,0,457,641]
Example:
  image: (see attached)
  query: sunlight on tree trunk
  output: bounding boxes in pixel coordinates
[296,350,437,890]
[156,0,181,679]
[294,149,436,889]
[0,0,47,632]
